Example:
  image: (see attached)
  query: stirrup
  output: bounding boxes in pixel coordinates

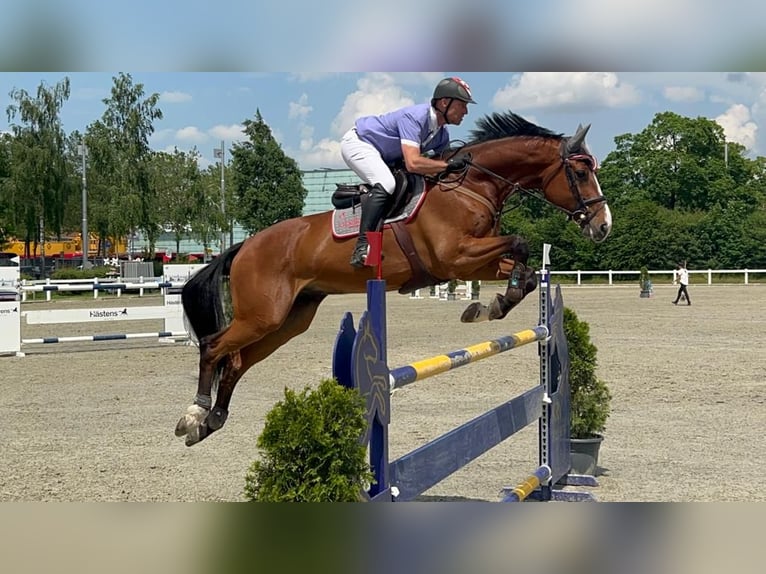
[350,243,369,268]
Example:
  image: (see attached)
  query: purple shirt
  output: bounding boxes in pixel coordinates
[354,103,449,163]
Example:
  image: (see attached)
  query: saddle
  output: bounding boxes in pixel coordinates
[331,170,443,293]
[330,170,426,238]
[331,169,424,217]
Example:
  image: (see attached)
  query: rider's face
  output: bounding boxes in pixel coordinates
[437,98,468,125]
[448,100,469,125]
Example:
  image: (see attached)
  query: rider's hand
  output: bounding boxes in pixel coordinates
[445,156,469,173]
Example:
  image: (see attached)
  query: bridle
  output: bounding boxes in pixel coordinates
[440,143,607,227]
[539,151,607,226]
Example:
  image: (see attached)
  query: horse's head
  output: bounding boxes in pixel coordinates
[458,112,612,243]
[541,124,612,242]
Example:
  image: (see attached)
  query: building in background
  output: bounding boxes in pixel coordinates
[301,168,360,215]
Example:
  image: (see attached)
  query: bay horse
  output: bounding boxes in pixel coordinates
[175,111,612,446]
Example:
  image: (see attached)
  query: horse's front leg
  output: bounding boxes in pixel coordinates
[449,234,529,268]
[456,235,538,323]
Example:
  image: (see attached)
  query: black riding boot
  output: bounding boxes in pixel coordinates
[350,184,390,268]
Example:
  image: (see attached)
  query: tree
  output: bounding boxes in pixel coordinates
[598,112,766,213]
[148,148,203,256]
[5,77,73,258]
[230,110,306,234]
[85,73,163,256]
[0,133,15,246]
[192,164,228,257]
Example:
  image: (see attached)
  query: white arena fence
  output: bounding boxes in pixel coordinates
[20,277,181,301]
[549,268,766,285]
[0,264,207,357]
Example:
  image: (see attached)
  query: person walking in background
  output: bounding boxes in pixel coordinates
[672,261,691,305]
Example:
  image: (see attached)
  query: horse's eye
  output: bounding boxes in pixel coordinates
[575,169,587,179]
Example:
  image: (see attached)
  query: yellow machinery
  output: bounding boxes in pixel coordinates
[2,234,127,258]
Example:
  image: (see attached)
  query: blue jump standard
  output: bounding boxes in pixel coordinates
[332,272,599,502]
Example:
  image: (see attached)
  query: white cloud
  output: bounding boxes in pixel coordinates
[715,104,757,150]
[150,128,175,143]
[298,124,315,152]
[208,124,246,142]
[492,73,642,111]
[663,86,704,103]
[331,73,416,136]
[290,73,421,169]
[289,93,312,120]
[294,137,343,170]
[175,126,207,143]
[160,91,192,103]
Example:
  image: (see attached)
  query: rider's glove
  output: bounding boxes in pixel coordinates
[445,156,469,173]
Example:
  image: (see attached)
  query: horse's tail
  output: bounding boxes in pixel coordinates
[181,242,244,344]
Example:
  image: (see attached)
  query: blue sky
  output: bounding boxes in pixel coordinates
[1,72,764,172]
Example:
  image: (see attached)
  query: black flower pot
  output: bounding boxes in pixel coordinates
[570,435,603,476]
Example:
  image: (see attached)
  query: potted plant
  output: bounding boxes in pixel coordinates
[446,278,458,301]
[470,280,480,300]
[639,266,653,298]
[563,307,612,476]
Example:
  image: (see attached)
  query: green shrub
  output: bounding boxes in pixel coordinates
[563,307,612,439]
[50,266,113,280]
[244,378,373,502]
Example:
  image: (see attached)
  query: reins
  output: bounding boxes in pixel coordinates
[437,152,606,226]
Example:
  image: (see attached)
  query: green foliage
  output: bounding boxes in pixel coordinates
[50,266,113,280]
[230,110,307,234]
[447,278,458,293]
[3,78,766,272]
[5,77,73,241]
[244,378,373,502]
[148,148,205,256]
[85,73,163,256]
[563,307,612,439]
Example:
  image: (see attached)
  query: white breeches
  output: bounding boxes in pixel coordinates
[340,128,396,194]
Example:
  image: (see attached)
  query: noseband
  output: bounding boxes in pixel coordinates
[539,153,607,226]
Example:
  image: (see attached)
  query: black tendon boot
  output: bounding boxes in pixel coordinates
[350,184,390,268]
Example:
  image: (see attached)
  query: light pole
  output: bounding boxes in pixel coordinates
[78,143,91,268]
[213,141,226,253]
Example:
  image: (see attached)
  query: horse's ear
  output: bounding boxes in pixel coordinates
[566,124,591,154]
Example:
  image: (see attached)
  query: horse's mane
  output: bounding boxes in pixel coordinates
[467,111,563,144]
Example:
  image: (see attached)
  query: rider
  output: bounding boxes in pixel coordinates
[341,76,477,268]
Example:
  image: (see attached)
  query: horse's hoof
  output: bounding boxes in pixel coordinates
[185,425,201,446]
[185,422,211,446]
[488,293,512,321]
[174,417,188,437]
[175,404,209,438]
[207,407,229,431]
[460,302,490,323]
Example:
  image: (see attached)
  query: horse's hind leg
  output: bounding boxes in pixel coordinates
[206,291,327,433]
[175,316,267,446]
